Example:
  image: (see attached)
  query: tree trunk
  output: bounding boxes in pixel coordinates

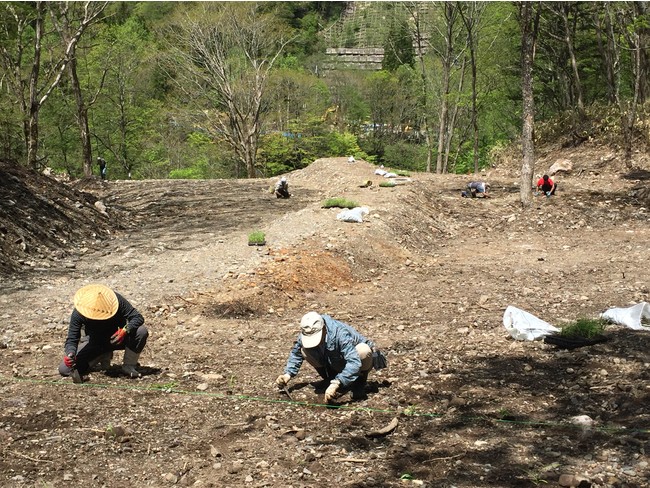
[48,2,106,176]
[436,3,458,174]
[407,3,434,173]
[68,55,93,177]
[593,7,611,103]
[519,2,540,207]
[443,57,466,173]
[603,4,620,105]
[458,3,482,175]
[622,30,642,167]
[561,3,584,115]
[470,46,478,174]
[26,3,44,170]
[634,1,648,103]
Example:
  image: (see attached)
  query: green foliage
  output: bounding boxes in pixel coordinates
[248,231,266,244]
[258,132,307,177]
[258,128,370,177]
[383,18,414,71]
[169,166,204,180]
[321,197,360,209]
[323,131,363,157]
[559,318,606,339]
[382,142,428,172]
[450,143,493,175]
[2,1,645,178]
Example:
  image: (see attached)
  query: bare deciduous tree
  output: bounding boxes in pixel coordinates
[459,1,486,174]
[163,3,290,178]
[404,2,435,173]
[49,2,107,176]
[434,3,462,174]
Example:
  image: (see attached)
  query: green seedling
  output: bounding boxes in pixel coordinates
[526,463,558,486]
[248,231,266,245]
[403,404,420,416]
[497,407,512,419]
[150,381,178,392]
[559,318,606,339]
[527,473,549,486]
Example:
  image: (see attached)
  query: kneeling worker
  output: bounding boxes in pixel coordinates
[59,284,149,381]
[537,174,557,197]
[464,181,490,198]
[276,312,387,402]
[274,176,290,198]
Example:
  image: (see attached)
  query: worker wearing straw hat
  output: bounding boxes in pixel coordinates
[58,284,149,381]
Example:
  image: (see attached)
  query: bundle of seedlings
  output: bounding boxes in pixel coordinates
[544,317,609,349]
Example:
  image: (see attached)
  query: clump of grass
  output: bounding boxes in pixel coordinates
[248,230,266,244]
[395,170,411,177]
[559,318,606,338]
[379,181,396,188]
[321,197,359,209]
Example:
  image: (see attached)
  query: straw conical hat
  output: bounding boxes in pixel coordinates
[73,284,118,320]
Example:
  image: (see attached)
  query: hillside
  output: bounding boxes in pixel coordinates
[0,145,649,487]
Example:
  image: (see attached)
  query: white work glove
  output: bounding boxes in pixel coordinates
[324,379,340,403]
[276,374,291,388]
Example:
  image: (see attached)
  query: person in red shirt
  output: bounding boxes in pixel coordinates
[537,175,557,196]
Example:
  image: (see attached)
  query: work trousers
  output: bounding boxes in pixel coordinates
[58,326,148,377]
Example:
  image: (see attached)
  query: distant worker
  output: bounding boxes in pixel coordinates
[276,312,387,402]
[463,181,490,198]
[537,174,557,197]
[274,176,290,199]
[59,284,149,382]
[97,157,107,180]
[348,155,356,164]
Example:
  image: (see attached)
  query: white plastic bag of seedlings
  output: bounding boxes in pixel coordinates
[336,206,369,223]
[600,302,650,331]
[503,305,560,341]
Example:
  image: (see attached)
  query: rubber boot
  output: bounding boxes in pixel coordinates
[351,370,370,400]
[122,348,141,378]
[88,351,113,372]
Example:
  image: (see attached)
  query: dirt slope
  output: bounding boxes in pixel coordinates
[0,151,649,488]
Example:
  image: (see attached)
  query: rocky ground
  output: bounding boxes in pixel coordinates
[0,147,649,488]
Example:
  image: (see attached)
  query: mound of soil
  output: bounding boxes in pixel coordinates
[1,151,649,488]
[0,162,120,278]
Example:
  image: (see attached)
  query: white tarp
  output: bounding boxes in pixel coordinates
[503,305,560,341]
[600,302,650,331]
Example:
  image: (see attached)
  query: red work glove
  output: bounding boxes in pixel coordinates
[63,353,76,369]
[110,327,128,345]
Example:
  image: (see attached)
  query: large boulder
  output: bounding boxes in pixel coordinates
[548,158,573,175]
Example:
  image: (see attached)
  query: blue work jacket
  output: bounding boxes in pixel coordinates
[283,315,374,387]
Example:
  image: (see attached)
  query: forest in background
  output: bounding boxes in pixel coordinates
[0,1,648,182]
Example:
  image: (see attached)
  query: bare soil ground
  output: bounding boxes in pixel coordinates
[1,147,649,488]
